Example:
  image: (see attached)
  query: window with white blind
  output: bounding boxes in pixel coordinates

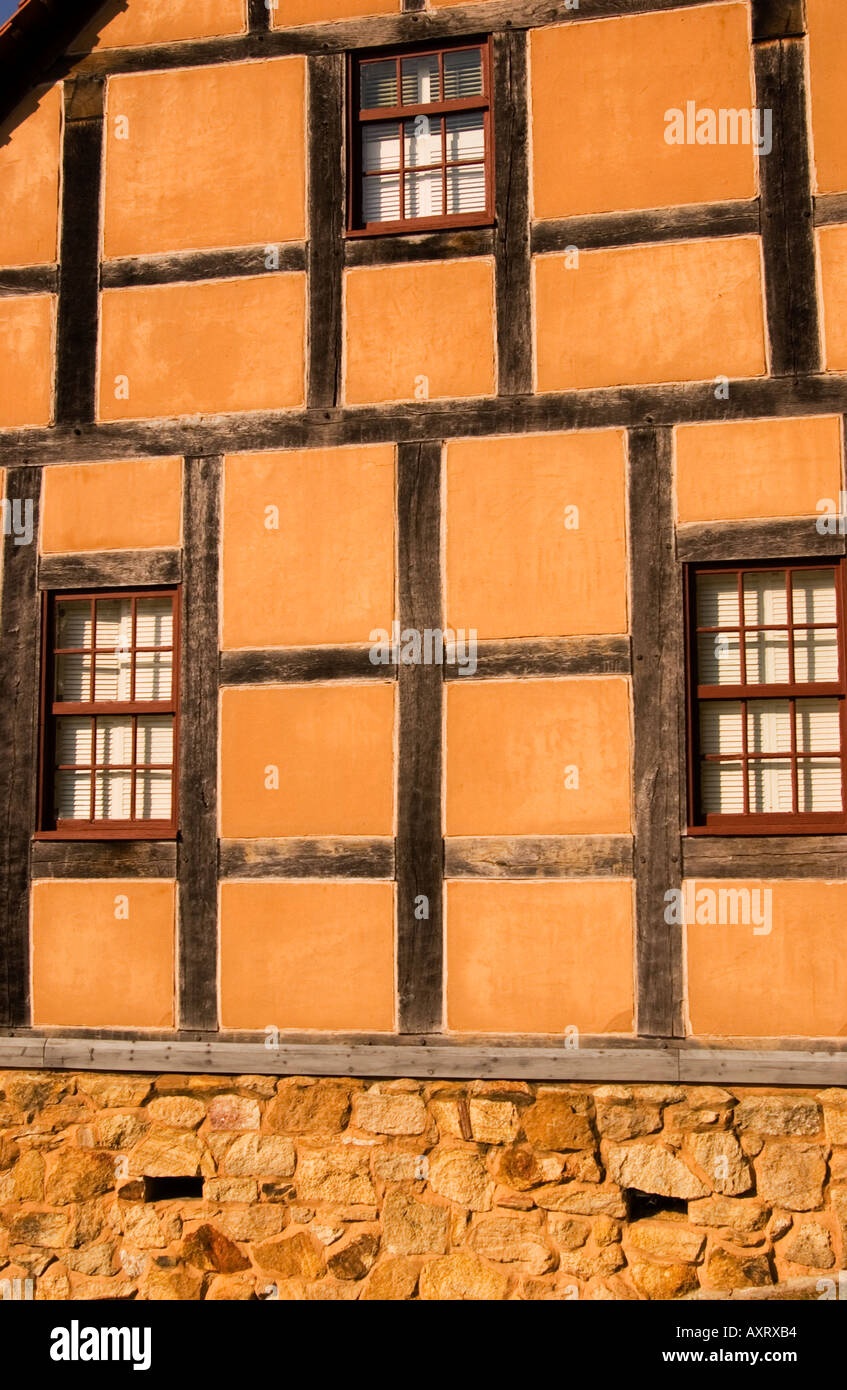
[39,590,178,838]
[350,40,493,234]
[687,562,847,832]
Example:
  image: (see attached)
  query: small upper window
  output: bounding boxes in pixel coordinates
[39,590,179,839]
[349,39,493,235]
[686,560,847,833]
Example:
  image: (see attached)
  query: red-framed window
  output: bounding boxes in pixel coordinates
[348,37,493,236]
[685,559,847,834]
[37,589,179,840]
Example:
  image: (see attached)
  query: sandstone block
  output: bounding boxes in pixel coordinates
[207,1096,261,1131]
[606,1142,709,1200]
[296,1146,375,1205]
[254,1232,324,1280]
[219,1135,295,1178]
[45,1150,114,1205]
[419,1250,509,1300]
[706,1246,773,1290]
[383,1191,449,1255]
[466,1212,555,1275]
[734,1096,821,1138]
[327,1233,380,1280]
[783,1223,835,1269]
[522,1093,595,1151]
[352,1092,427,1136]
[428,1148,492,1211]
[266,1081,351,1136]
[687,1131,753,1196]
[629,1259,698,1300]
[627,1219,705,1263]
[755,1144,827,1211]
[361,1256,420,1300]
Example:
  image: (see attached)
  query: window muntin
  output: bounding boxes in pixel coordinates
[40,590,178,838]
[687,561,847,832]
[350,40,493,235]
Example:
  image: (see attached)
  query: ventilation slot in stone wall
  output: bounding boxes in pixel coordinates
[625,1190,688,1222]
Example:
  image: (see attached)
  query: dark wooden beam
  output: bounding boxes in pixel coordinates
[177,456,221,1033]
[101,244,306,289]
[0,468,42,1028]
[31,839,178,879]
[396,442,444,1034]
[220,838,395,879]
[307,53,345,411]
[754,36,821,376]
[676,517,845,563]
[54,77,104,427]
[344,228,494,267]
[0,266,58,297]
[220,645,393,685]
[493,29,532,397]
[445,835,634,879]
[814,193,847,228]
[532,200,760,255]
[752,0,806,41]
[445,635,631,680]
[38,548,182,589]
[629,428,685,1039]
[247,0,271,32]
[8,376,847,467]
[683,835,847,881]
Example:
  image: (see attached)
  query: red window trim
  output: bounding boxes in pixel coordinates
[36,587,180,841]
[685,557,847,836]
[346,36,495,238]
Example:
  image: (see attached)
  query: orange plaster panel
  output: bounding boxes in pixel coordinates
[0,86,61,268]
[220,882,395,1031]
[98,274,306,420]
[41,458,183,553]
[223,446,395,648]
[31,880,175,1029]
[817,225,847,370]
[530,4,756,220]
[535,238,767,391]
[446,880,634,1035]
[344,259,496,405]
[685,880,847,1038]
[103,61,306,257]
[271,0,399,23]
[446,678,632,835]
[220,684,395,836]
[675,416,843,523]
[0,295,54,427]
[70,0,247,51]
[446,431,628,640]
[807,0,847,194]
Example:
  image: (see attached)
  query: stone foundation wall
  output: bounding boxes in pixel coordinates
[1,1071,845,1300]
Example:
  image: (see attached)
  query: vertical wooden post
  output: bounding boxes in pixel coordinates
[493,30,533,397]
[55,77,104,426]
[307,53,345,411]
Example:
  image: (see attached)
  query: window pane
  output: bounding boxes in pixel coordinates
[743,570,788,626]
[443,48,483,100]
[745,629,790,684]
[135,651,173,701]
[136,597,173,649]
[699,700,743,755]
[137,716,173,766]
[792,569,837,624]
[94,770,132,820]
[94,648,133,701]
[55,716,92,767]
[794,628,839,683]
[95,717,134,766]
[747,699,791,754]
[401,54,440,105]
[94,598,132,649]
[405,168,443,219]
[135,770,173,821]
[795,698,842,753]
[701,760,744,814]
[445,110,485,162]
[798,759,843,813]
[748,759,793,813]
[697,631,741,685]
[362,121,400,173]
[446,163,486,214]
[55,770,91,820]
[362,173,400,223]
[55,653,92,702]
[404,115,442,167]
[360,59,397,109]
[696,573,740,629]
[56,600,92,649]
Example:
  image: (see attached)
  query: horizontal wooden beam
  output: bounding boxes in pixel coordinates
[100,244,306,289]
[683,835,847,881]
[1,1037,845,1084]
[345,228,493,268]
[448,635,631,680]
[38,549,182,588]
[751,0,806,41]
[31,839,178,879]
[219,838,395,879]
[813,193,847,228]
[532,201,759,255]
[445,835,634,878]
[6,376,847,467]
[0,265,58,297]
[220,646,392,684]
[676,517,845,562]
